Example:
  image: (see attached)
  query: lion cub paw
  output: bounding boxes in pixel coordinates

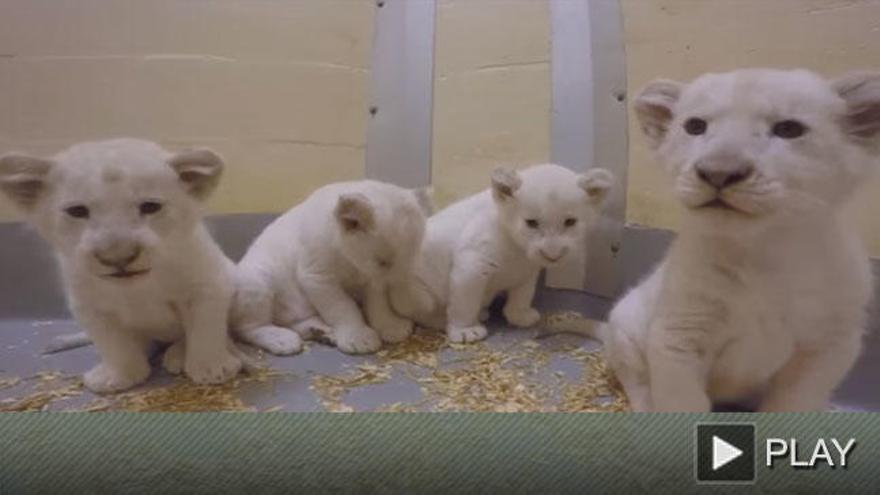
[291,317,334,343]
[244,326,303,356]
[447,325,489,344]
[377,318,414,344]
[335,326,382,355]
[84,363,150,394]
[162,341,185,375]
[185,350,242,385]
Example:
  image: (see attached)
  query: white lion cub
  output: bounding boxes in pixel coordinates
[0,138,243,393]
[232,180,428,355]
[600,69,880,412]
[390,164,613,343]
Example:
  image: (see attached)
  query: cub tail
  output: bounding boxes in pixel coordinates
[43,332,92,354]
[535,311,606,342]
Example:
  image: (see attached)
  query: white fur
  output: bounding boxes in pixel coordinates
[232,180,428,355]
[0,138,242,393]
[600,69,880,412]
[390,163,613,343]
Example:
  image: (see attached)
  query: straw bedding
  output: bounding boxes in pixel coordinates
[1,312,627,412]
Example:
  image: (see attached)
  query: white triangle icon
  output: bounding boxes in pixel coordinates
[712,435,743,471]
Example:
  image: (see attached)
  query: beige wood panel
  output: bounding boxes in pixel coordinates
[3,0,879,256]
[621,0,880,253]
[0,0,374,218]
[431,0,551,207]
[0,0,373,66]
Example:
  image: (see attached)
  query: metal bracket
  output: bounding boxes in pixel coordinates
[547,0,628,298]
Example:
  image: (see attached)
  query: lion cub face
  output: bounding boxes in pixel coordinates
[0,138,223,281]
[635,69,880,230]
[490,163,613,267]
[332,183,428,282]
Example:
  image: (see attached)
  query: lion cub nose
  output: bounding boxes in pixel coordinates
[540,246,568,262]
[95,245,142,269]
[695,162,754,189]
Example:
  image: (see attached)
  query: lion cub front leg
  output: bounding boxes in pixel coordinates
[180,293,242,385]
[759,331,862,412]
[502,269,541,327]
[446,254,492,343]
[78,309,152,393]
[300,271,381,354]
[162,340,185,375]
[232,270,304,356]
[365,281,413,344]
[646,320,712,412]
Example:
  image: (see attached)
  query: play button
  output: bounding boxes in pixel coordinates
[712,435,743,470]
[696,423,755,483]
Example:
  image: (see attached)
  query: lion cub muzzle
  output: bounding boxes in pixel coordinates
[92,236,148,278]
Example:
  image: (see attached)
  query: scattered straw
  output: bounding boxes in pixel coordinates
[0,372,84,412]
[376,333,446,368]
[309,320,628,413]
[310,363,392,412]
[0,376,21,390]
[4,313,627,413]
[84,382,252,412]
[0,361,294,412]
[558,348,628,412]
[416,341,552,412]
[80,367,290,412]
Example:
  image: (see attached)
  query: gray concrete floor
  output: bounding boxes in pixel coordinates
[0,315,605,412]
[1,215,878,412]
[3,296,878,412]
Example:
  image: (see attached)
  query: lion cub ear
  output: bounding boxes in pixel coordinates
[168,148,224,200]
[832,71,880,142]
[335,193,375,233]
[490,166,522,202]
[578,168,614,205]
[0,153,54,210]
[634,79,684,148]
[410,186,434,216]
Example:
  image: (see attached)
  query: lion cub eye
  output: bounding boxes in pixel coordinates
[139,201,163,216]
[525,219,539,229]
[683,117,708,136]
[563,217,577,228]
[772,119,807,139]
[64,205,90,219]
